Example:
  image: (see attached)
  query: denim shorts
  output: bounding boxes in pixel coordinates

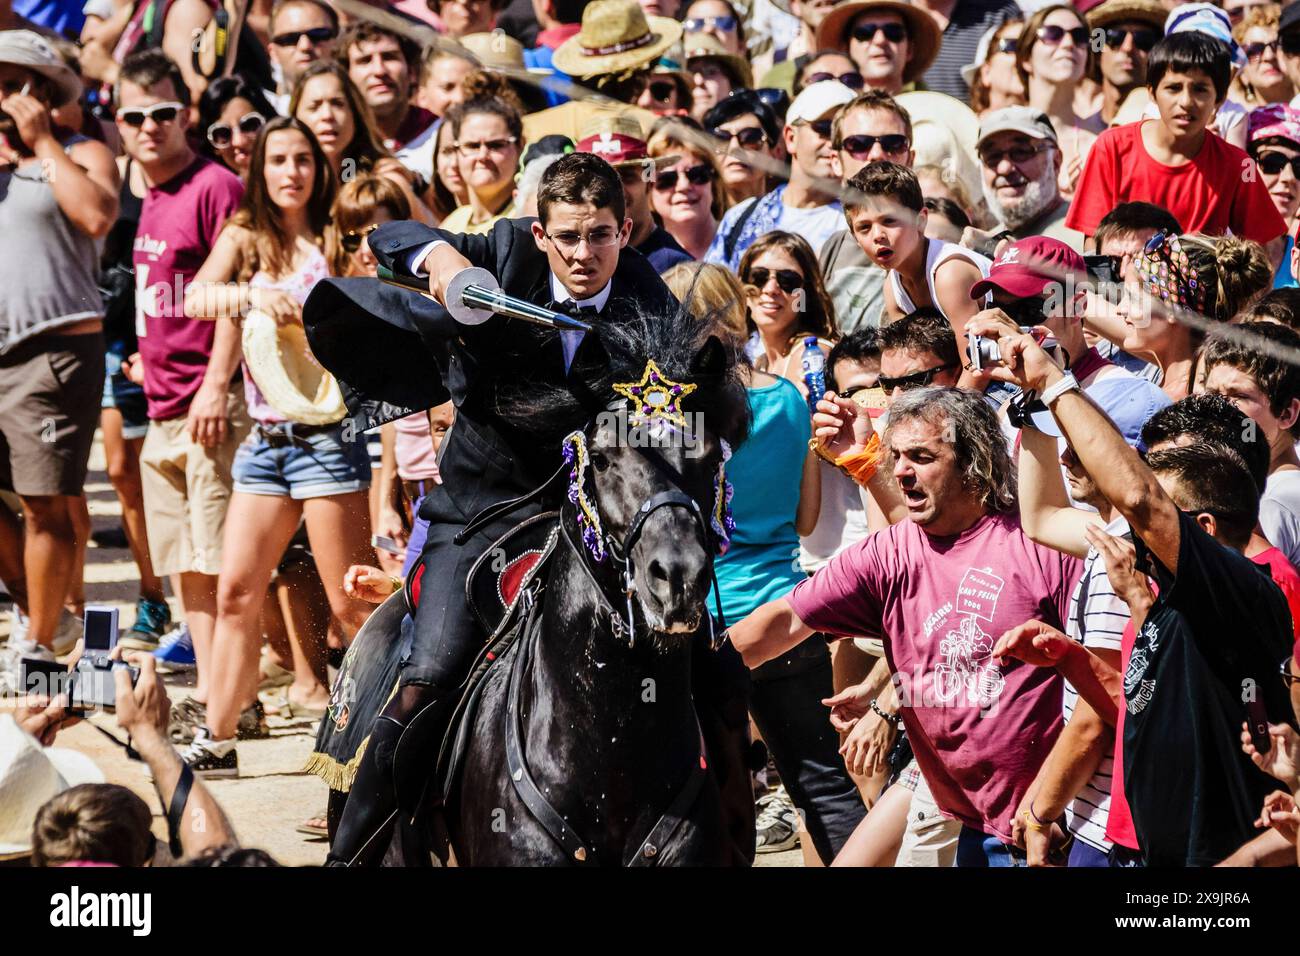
[101,348,149,440]
[233,422,371,499]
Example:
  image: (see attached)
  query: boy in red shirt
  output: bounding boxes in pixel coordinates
[1066,32,1286,247]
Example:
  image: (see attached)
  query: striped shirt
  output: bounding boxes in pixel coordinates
[1063,516,1131,852]
[921,0,1021,103]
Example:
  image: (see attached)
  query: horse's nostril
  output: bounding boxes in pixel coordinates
[648,559,670,583]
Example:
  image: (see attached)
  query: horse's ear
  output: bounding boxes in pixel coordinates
[690,335,727,377]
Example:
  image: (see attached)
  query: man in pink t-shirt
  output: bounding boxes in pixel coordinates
[730,387,1081,865]
[117,51,249,697]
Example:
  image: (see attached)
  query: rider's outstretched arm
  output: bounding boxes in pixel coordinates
[730,598,815,669]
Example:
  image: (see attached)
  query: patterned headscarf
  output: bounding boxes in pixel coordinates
[1134,231,1207,316]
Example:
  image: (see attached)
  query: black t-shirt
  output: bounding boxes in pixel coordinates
[1124,512,1296,866]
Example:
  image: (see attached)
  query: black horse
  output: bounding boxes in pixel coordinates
[316,308,755,866]
[436,314,751,866]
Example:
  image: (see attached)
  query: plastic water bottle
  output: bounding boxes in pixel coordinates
[801,336,826,414]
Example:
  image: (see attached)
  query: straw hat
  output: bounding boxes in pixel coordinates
[459,31,554,74]
[1084,0,1165,30]
[0,30,81,107]
[552,0,683,79]
[816,0,941,84]
[524,99,658,144]
[242,310,348,425]
[683,33,754,90]
[0,715,104,860]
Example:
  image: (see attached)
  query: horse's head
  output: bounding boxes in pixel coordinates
[561,334,749,642]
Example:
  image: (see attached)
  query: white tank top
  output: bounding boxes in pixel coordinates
[888,239,991,315]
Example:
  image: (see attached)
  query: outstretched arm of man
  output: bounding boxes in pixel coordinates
[992,621,1122,726]
[729,597,815,670]
[966,314,1183,572]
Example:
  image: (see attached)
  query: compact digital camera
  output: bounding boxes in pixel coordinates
[20,606,138,714]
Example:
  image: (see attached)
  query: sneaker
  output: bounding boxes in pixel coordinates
[153,623,195,672]
[51,610,82,659]
[237,699,270,740]
[169,696,207,744]
[180,727,238,778]
[9,607,28,646]
[120,597,171,651]
[755,785,800,854]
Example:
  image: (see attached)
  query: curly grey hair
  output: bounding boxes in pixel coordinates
[884,386,1017,514]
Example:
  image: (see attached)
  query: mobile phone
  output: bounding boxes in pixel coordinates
[372,534,404,556]
[1245,697,1273,754]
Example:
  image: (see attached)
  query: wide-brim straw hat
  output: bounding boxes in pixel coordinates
[524,99,658,144]
[816,0,941,84]
[0,30,81,107]
[552,0,683,79]
[242,310,348,426]
[1085,0,1166,31]
[458,31,554,74]
[0,715,104,860]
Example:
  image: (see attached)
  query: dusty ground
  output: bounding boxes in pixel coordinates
[2,433,803,867]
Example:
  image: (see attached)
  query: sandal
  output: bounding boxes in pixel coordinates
[297,813,328,838]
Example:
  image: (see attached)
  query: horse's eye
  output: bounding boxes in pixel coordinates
[591,451,611,472]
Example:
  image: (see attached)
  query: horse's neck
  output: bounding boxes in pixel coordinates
[531,544,698,743]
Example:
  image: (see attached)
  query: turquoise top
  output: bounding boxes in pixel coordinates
[713,375,810,621]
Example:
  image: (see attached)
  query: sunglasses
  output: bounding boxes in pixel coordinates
[994,37,1019,54]
[806,70,865,89]
[1257,150,1300,177]
[838,132,910,157]
[979,142,1048,166]
[851,21,908,43]
[1105,28,1158,51]
[1245,39,1281,60]
[271,26,337,46]
[654,163,715,190]
[116,101,184,127]
[800,118,835,139]
[712,125,767,149]
[341,223,380,253]
[840,382,886,404]
[683,14,737,32]
[207,111,264,148]
[745,267,804,293]
[878,363,958,392]
[1036,24,1089,46]
[646,79,678,102]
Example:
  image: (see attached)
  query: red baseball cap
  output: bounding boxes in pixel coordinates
[576,131,655,167]
[969,235,1087,300]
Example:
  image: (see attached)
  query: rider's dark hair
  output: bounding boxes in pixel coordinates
[538,153,625,225]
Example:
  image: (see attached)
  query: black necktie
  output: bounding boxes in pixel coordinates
[546,300,600,319]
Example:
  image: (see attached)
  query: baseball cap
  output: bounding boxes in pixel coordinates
[787,80,857,125]
[977,106,1058,147]
[970,237,1086,300]
[1030,372,1172,445]
[1165,3,1246,68]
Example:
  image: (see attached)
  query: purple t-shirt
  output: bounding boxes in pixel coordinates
[787,511,1082,840]
[133,156,244,421]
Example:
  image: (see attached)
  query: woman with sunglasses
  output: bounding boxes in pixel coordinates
[437,95,523,234]
[289,61,433,225]
[966,19,1026,117]
[1116,232,1272,401]
[1247,105,1300,288]
[738,232,838,400]
[197,76,275,181]
[1016,4,1103,199]
[179,117,374,774]
[702,92,786,208]
[648,120,727,260]
[1231,5,1294,109]
[682,0,745,56]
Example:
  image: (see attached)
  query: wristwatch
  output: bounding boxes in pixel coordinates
[1040,372,1080,407]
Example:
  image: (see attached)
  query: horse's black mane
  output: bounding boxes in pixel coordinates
[495,302,752,453]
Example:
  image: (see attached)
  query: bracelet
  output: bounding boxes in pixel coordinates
[1028,802,1050,827]
[1021,808,1048,832]
[1039,372,1080,407]
[869,697,901,727]
[809,433,883,487]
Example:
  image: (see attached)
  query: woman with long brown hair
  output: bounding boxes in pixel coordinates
[178,117,374,775]
[738,231,837,399]
[290,60,433,223]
